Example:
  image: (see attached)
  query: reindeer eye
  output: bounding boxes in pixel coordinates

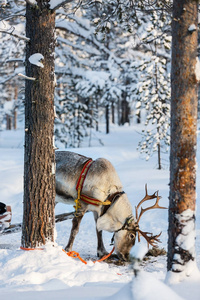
[129,233,135,240]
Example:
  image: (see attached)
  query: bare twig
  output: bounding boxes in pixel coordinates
[0,29,29,41]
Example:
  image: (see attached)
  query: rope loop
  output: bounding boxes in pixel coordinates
[62,247,115,265]
[65,250,87,264]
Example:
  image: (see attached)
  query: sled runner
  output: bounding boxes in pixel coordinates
[0,210,81,235]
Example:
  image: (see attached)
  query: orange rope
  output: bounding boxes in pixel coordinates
[20,246,44,251]
[94,246,115,263]
[20,246,116,265]
[63,246,115,264]
[64,250,87,264]
[20,246,121,274]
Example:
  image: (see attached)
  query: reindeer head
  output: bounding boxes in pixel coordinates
[112,185,166,261]
[112,216,139,261]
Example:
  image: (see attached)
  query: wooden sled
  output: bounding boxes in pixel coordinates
[1,211,78,235]
[0,206,12,233]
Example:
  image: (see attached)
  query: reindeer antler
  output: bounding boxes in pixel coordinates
[135,184,167,247]
[138,230,162,248]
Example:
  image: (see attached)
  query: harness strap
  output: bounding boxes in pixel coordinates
[76,159,93,191]
[74,159,93,211]
[79,194,111,206]
[100,191,125,216]
[74,158,112,212]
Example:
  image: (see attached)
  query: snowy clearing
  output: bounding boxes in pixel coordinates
[0,124,200,300]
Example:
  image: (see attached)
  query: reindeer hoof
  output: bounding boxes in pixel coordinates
[64,246,72,252]
[97,250,108,258]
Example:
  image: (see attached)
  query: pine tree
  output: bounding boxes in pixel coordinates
[54,2,134,136]
[168,0,199,279]
[55,90,96,148]
[0,0,25,130]
[132,9,171,168]
[22,0,56,248]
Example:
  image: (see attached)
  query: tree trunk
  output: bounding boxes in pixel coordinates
[120,99,130,125]
[14,85,18,130]
[22,1,56,248]
[13,110,17,130]
[6,114,12,130]
[157,143,161,170]
[117,99,120,125]
[106,104,109,134]
[96,97,99,131]
[111,101,115,124]
[136,110,141,124]
[168,0,198,276]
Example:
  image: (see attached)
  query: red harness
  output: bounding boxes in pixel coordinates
[74,159,111,210]
[76,159,93,193]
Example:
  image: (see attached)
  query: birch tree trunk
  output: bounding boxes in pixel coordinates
[22,1,56,248]
[168,0,198,278]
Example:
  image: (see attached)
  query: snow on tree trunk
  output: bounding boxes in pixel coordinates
[22,1,56,248]
[167,0,199,281]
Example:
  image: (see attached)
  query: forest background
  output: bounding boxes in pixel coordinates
[0,0,171,169]
[0,1,200,299]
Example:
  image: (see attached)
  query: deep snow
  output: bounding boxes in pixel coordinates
[0,124,200,300]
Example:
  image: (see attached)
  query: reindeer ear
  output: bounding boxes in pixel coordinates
[97,214,122,232]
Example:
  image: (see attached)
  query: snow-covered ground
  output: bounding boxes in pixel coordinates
[0,124,200,300]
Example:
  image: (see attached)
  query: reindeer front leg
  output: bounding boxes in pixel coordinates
[93,212,108,257]
[65,213,85,252]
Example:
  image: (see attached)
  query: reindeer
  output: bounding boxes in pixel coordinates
[55,151,165,261]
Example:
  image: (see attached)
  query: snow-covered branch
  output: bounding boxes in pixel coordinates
[56,19,125,66]
[6,58,24,63]
[28,53,44,68]
[57,36,100,56]
[18,73,36,81]
[50,0,74,11]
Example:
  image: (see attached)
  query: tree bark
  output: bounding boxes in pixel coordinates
[22,1,56,248]
[14,85,18,130]
[157,143,161,170]
[168,0,198,274]
[106,104,109,134]
[6,114,12,130]
[111,101,115,124]
[120,98,130,125]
